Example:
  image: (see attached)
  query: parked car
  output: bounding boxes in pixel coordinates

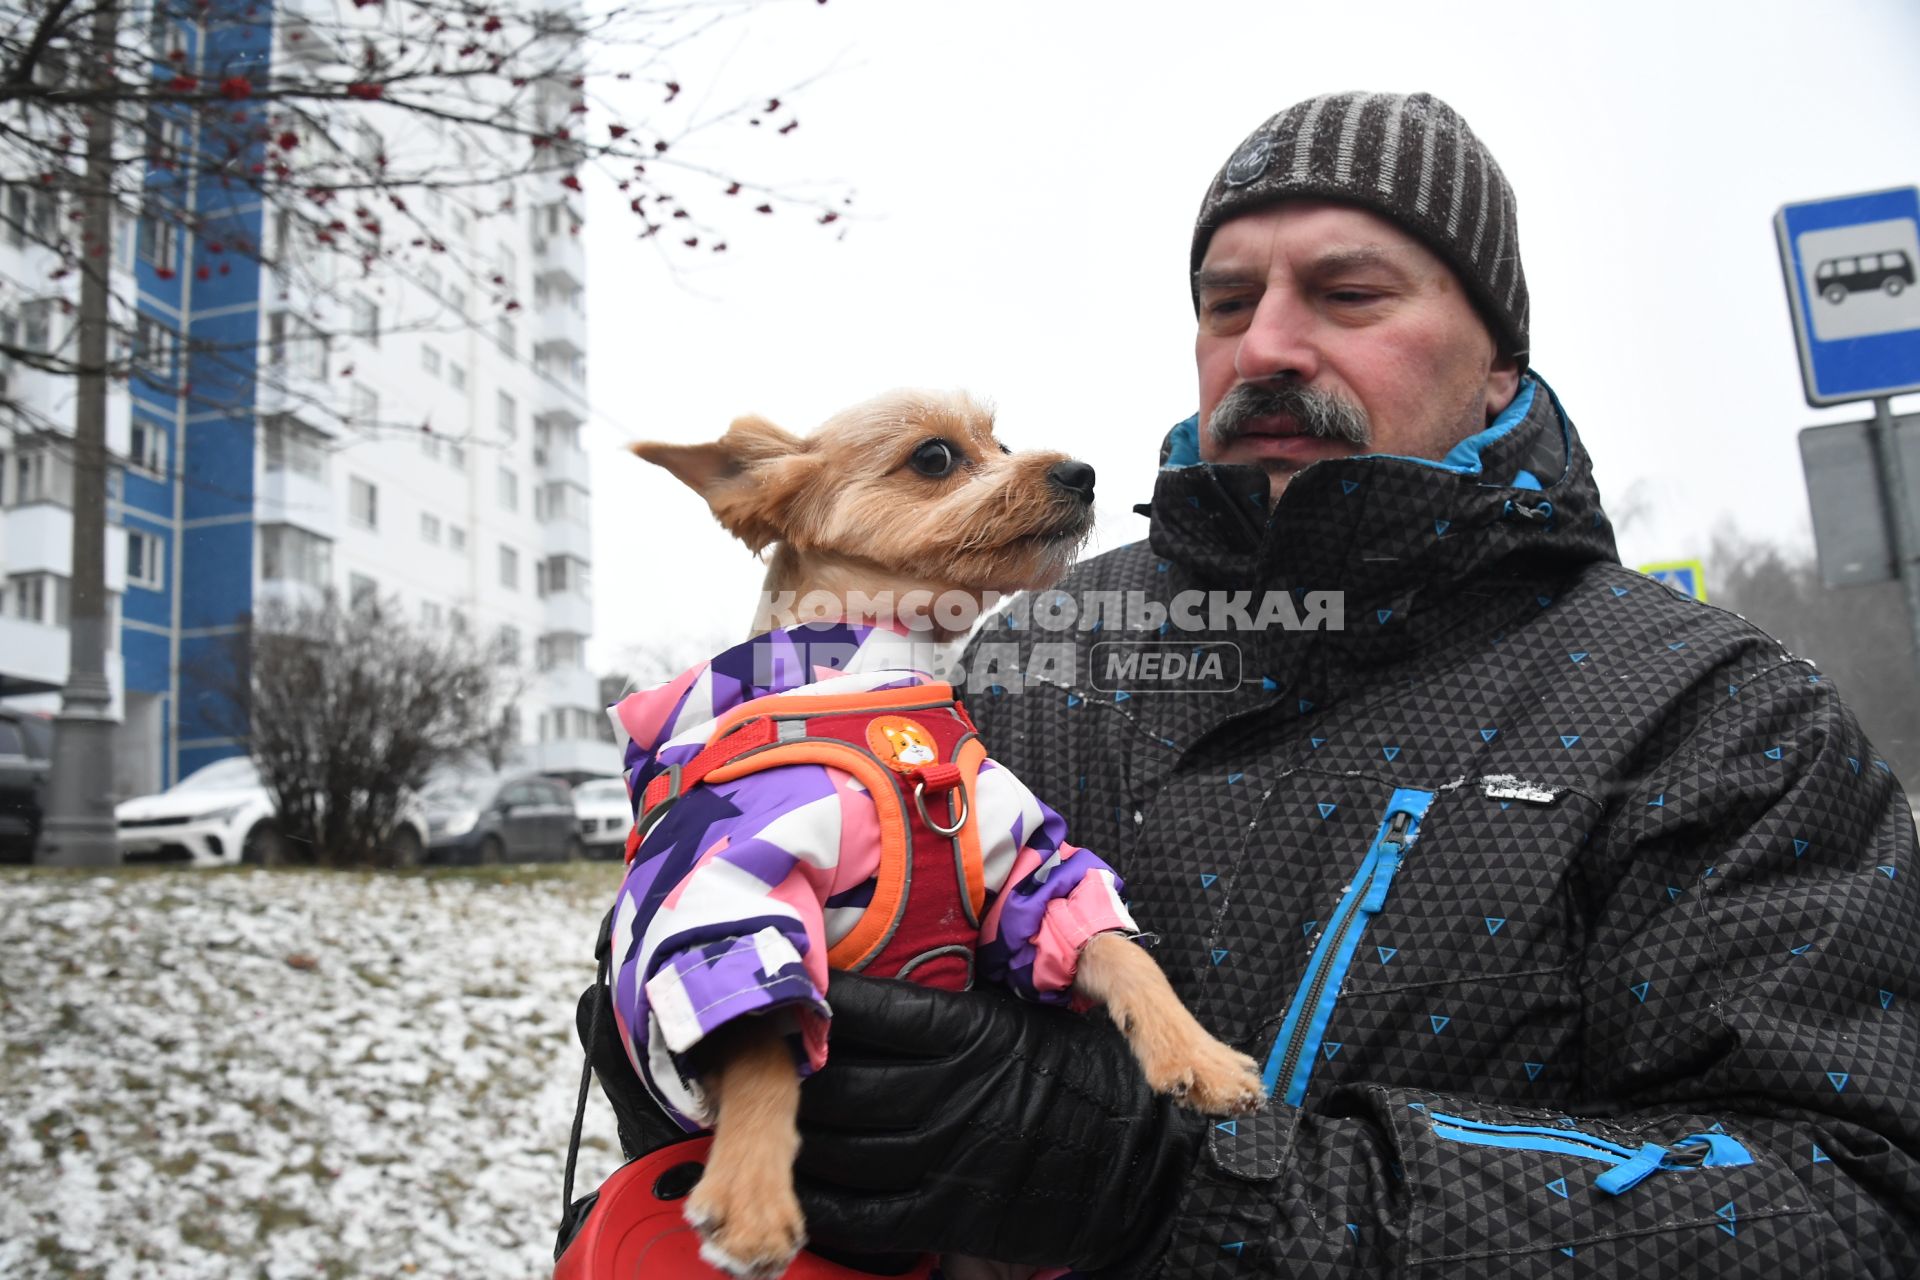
[421,772,583,864]
[572,776,632,860]
[114,756,429,866]
[0,709,52,862]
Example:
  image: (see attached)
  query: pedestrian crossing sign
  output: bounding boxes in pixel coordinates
[1639,560,1708,602]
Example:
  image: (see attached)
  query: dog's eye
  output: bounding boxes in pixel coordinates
[997,442,1011,456]
[909,439,958,477]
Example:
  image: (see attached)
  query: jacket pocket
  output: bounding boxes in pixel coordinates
[1261,787,1436,1105]
[1425,1108,1753,1194]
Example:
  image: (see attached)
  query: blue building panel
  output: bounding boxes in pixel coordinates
[178,521,253,632]
[176,632,246,744]
[121,626,171,696]
[119,0,275,786]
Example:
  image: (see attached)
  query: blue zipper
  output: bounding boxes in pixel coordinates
[1426,1110,1754,1194]
[1262,787,1436,1104]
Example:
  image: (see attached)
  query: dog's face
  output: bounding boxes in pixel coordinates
[632,390,1096,595]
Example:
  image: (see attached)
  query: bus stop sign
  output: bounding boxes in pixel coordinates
[1775,186,1920,406]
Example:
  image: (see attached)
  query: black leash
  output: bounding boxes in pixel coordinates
[556,908,615,1258]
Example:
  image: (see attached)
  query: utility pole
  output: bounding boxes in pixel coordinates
[38,0,122,867]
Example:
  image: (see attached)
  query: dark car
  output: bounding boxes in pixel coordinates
[0,709,52,862]
[1815,249,1915,304]
[420,771,583,864]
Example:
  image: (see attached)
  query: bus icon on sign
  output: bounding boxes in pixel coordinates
[1815,250,1915,304]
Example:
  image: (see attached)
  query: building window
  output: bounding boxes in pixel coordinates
[448,362,467,391]
[537,632,585,671]
[541,480,589,525]
[448,285,466,318]
[127,527,164,590]
[538,554,590,599]
[19,299,53,353]
[449,607,468,634]
[137,204,178,271]
[421,600,443,629]
[258,524,332,588]
[350,294,379,344]
[349,475,377,530]
[448,524,467,553]
[497,244,517,294]
[132,313,180,384]
[447,439,467,470]
[262,415,327,480]
[267,311,327,381]
[421,344,441,377]
[497,391,516,442]
[421,432,443,462]
[420,512,441,544]
[348,572,376,605]
[5,572,69,626]
[421,264,442,296]
[498,544,519,590]
[496,317,515,357]
[497,465,517,513]
[128,420,166,478]
[350,383,378,429]
[496,624,520,666]
[4,443,73,508]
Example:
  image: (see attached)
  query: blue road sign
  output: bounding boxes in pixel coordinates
[1639,559,1708,602]
[1775,187,1920,406]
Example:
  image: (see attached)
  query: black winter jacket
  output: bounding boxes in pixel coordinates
[959,377,1920,1278]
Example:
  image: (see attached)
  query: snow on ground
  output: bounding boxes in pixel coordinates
[0,863,630,1280]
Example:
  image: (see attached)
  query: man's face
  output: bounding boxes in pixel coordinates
[1194,201,1520,501]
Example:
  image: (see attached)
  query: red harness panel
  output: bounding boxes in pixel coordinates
[797,703,979,990]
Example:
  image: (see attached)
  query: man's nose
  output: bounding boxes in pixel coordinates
[1235,291,1321,385]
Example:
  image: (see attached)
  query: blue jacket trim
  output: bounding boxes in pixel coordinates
[1263,788,1435,1104]
[1355,376,1538,476]
[1158,372,1556,483]
[1163,414,1203,468]
[1428,1111,1755,1196]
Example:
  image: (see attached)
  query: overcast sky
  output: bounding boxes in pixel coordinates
[578,0,1920,675]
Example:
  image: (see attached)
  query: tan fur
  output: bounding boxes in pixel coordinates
[632,391,1264,1279]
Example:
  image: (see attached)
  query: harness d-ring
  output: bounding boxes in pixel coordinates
[913,780,969,836]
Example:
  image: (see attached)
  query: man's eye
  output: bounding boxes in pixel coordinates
[1327,289,1382,304]
[1203,297,1251,317]
[909,439,959,477]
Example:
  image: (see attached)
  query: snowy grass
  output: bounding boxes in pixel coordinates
[0,862,630,1280]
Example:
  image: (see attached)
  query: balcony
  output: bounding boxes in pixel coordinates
[534,299,587,361]
[533,229,586,290]
[0,613,70,694]
[256,466,337,539]
[254,578,325,620]
[540,663,600,710]
[540,442,592,489]
[2,506,126,590]
[542,589,592,636]
[527,735,622,781]
[542,515,591,563]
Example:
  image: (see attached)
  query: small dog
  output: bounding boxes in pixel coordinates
[624,390,1263,1279]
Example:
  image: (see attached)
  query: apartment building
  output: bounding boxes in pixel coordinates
[0,1,618,795]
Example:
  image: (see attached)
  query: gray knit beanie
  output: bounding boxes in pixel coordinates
[1192,91,1529,366]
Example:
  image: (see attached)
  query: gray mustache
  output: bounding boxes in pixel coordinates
[1207,382,1372,450]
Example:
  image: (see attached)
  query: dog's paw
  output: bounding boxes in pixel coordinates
[1137,1032,1267,1116]
[685,1182,807,1280]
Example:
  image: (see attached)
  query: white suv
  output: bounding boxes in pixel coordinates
[115,757,428,866]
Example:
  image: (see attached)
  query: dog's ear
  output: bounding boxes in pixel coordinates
[630,415,822,552]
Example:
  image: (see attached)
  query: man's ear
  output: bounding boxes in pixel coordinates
[630,415,821,552]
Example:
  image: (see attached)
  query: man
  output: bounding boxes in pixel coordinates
[788,92,1920,1276]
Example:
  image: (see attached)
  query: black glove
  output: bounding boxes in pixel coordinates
[792,971,1208,1275]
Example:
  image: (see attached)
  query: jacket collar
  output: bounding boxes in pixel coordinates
[1144,374,1619,618]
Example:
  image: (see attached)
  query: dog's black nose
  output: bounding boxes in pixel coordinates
[1049,460,1096,503]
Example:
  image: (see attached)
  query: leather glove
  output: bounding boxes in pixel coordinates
[792,971,1207,1275]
